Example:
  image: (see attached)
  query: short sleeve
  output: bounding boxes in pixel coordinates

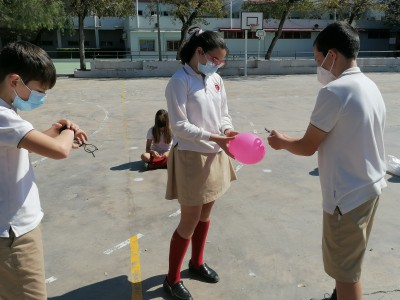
[0,108,34,147]
[146,127,154,140]
[310,88,343,133]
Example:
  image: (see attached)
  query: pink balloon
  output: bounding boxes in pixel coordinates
[228,133,266,164]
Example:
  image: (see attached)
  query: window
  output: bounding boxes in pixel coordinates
[100,41,113,47]
[140,39,155,51]
[39,40,53,46]
[280,31,311,39]
[167,40,180,51]
[368,30,390,39]
[224,32,244,39]
[68,41,89,47]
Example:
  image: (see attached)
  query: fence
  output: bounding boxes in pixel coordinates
[47,50,400,61]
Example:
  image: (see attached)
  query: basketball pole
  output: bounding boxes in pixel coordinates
[245,29,248,77]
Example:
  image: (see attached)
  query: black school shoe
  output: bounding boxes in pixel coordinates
[163,277,193,300]
[310,288,337,300]
[188,260,220,283]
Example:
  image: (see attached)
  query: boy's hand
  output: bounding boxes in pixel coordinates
[72,129,88,148]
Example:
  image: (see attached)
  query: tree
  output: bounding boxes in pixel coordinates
[65,0,135,70]
[0,0,68,45]
[383,0,400,27]
[158,0,227,60]
[242,0,314,60]
[317,0,384,24]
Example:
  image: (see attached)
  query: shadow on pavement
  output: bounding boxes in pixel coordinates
[48,275,132,300]
[110,161,146,172]
[387,174,400,183]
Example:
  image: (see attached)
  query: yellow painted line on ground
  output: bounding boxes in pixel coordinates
[123,81,143,300]
[131,235,143,300]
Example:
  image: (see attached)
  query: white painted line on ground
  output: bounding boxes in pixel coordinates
[134,177,144,182]
[235,164,243,172]
[169,209,181,218]
[130,146,139,150]
[104,234,144,255]
[32,157,48,166]
[262,169,272,173]
[45,276,57,284]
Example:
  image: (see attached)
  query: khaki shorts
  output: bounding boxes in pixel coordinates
[165,146,237,206]
[0,225,46,300]
[322,196,379,283]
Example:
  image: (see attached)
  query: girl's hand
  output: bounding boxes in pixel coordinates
[150,150,161,158]
[224,129,239,137]
[210,134,235,158]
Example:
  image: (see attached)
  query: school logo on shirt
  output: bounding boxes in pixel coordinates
[215,84,220,91]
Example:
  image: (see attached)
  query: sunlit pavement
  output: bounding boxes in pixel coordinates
[22,73,400,300]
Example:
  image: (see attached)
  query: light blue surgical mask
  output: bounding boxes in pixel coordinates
[198,59,220,77]
[13,81,47,111]
[197,49,223,77]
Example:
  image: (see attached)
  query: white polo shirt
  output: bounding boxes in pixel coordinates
[310,67,387,214]
[146,127,173,153]
[0,98,43,238]
[165,64,234,153]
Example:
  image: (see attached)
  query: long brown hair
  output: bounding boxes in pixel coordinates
[152,109,172,144]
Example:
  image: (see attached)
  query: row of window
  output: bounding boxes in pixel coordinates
[224,31,312,39]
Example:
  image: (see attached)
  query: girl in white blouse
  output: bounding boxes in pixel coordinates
[163,27,238,300]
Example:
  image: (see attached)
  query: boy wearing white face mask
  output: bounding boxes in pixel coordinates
[0,41,88,299]
[268,22,386,300]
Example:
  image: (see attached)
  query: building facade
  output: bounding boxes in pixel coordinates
[34,0,396,60]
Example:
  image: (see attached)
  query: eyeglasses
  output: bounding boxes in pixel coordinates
[204,52,225,67]
[75,141,98,158]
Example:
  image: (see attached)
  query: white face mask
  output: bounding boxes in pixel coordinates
[317,53,336,85]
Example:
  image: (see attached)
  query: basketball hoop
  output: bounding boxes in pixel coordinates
[249,24,258,32]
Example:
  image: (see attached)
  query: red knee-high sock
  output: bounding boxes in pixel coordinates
[167,230,190,285]
[191,220,210,268]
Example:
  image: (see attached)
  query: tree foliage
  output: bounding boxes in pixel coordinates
[64,0,135,70]
[158,0,228,60]
[383,0,400,27]
[242,0,314,59]
[0,0,69,42]
[316,0,384,24]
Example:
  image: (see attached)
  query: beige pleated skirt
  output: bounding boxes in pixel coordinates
[165,146,237,206]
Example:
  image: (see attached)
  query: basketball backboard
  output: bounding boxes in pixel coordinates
[241,12,263,31]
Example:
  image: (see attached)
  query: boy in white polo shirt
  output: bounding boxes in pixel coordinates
[0,41,87,299]
[268,22,386,300]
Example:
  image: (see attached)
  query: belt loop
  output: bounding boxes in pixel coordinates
[335,206,342,221]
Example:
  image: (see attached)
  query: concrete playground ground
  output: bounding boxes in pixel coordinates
[22,72,400,300]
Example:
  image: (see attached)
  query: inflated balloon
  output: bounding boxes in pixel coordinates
[228,133,266,164]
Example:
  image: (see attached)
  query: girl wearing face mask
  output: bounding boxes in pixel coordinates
[163,27,238,300]
[140,109,173,170]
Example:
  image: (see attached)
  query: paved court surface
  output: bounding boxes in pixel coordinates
[20,72,400,300]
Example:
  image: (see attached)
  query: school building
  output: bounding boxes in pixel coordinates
[35,0,398,60]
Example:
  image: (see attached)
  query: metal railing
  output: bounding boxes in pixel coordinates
[47,50,400,61]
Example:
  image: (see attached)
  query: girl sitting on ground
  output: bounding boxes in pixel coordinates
[140,109,173,170]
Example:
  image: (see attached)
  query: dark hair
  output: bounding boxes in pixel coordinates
[313,22,360,59]
[179,27,229,64]
[0,41,56,88]
[152,109,172,144]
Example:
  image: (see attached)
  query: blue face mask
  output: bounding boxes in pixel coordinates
[13,81,47,111]
[198,59,220,77]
